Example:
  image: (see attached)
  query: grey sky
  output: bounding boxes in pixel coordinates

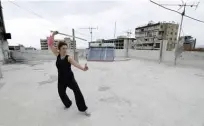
[2,0,204,49]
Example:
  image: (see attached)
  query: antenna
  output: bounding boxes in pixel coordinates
[114,21,117,39]
[79,27,98,42]
[195,1,200,10]
[149,0,204,65]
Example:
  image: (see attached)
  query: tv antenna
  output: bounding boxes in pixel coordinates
[79,27,98,42]
[150,0,203,65]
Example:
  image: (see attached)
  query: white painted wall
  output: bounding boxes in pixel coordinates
[128,49,204,69]
[0,40,9,63]
[0,47,3,62]
[7,47,204,69]
[165,51,204,68]
[10,49,87,62]
[114,49,126,57]
[129,50,160,61]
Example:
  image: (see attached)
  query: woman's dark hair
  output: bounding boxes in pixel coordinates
[57,42,68,50]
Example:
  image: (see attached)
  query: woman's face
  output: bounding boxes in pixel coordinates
[59,45,68,55]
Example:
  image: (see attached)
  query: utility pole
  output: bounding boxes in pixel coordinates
[159,31,164,63]
[80,27,98,42]
[72,29,78,62]
[150,0,204,65]
[125,30,132,58]
[114,22,117,38]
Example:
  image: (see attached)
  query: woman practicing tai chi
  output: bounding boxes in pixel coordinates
[48,31,90,116]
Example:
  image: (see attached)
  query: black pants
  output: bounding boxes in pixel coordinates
[58,77,88,112]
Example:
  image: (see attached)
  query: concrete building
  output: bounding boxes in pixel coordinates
[89,36,136,49]
[0,1,12,78]
[0,1,11,63]
[9,45,36,51]
[40,37,75,50]
[9,45,25,51]
[180,36,196,51]
[25,47,37,50]
[135,21,179,50]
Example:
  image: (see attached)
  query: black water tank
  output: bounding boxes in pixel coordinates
[4,33,11,40]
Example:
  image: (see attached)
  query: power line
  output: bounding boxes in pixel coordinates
[150,0,204,65]
[150,0,204,23]
[7,1,87,41]
[7,0,74,32]
[8,0,44,19]
[75,30,90,37]
[79,27,98,42]
[5,0,90,50]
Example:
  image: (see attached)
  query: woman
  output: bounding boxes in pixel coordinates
[48,31,90,116]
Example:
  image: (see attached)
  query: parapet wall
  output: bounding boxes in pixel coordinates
[8,48,204,69]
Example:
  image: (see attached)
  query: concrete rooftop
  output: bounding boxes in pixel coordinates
[0,59,204,126]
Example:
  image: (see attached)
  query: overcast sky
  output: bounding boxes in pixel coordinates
[2,0,204,49]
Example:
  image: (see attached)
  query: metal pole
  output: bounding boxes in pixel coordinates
[159,32,164,63]
[114,21,117,38]
[50,30,87,41]
[174,6,185,65]
[127,38,129,58]
[72,29,77,62]
[126,32,130,58]
[90,28,92,42]
[0,38,3,78]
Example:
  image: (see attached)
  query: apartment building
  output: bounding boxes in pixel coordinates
[40,37,75,50]
[135,21,179,50]
[89,36,136,49]
[180,36,196,51]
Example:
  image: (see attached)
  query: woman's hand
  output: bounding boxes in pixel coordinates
[48,31,59,56]
[69,57,89,71]
[52,31,58,36]
[83,63,89,71]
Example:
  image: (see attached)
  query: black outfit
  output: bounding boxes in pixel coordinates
[56,54,87,112]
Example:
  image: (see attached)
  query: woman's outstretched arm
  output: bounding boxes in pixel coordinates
[48,31,58,56]
[68,56,88,71]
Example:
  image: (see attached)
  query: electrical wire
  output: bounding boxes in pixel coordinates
[75,30,90,37]
[8,0,44,19]
[150,0,204,23]
[7,0,90,40]
[6,0,89,49]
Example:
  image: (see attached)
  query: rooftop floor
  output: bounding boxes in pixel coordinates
[0,59,204,126]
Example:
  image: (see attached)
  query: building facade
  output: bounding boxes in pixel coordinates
[135,21,179,50]
[180,36,196,51]
[89,36,136,49]
[0,1,11,64]
[40,37,75,50]
[25,47,37,50]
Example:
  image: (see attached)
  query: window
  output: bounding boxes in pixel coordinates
[175,32,177,35]
[171,32,173,35]
[155,43,160,48]
[169,38,172,40]
[175,38,177,41]
[145,39,149,41]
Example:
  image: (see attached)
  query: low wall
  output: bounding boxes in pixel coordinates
[7,48,204,69]
[128,49,204,69]
[114,49,126,57]
[10,49,87,62]
[173,51,204,68]
[10,50,56,62]
[129,50,160,61]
